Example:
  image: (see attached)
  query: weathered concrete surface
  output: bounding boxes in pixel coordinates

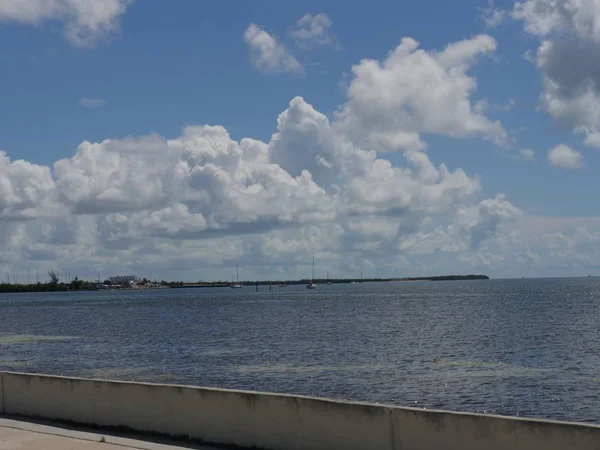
[391,407,600,450]
[0,373,4,415]
[3,371,600,450]
[2,372,389,450]
[0,417,210,449]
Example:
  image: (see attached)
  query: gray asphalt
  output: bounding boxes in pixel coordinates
[0,418,220,450]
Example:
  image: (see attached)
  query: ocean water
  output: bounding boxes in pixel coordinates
[1,278,600,424]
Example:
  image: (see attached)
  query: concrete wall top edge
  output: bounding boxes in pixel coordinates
[2,370,600,431]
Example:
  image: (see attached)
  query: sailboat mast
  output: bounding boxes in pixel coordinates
[312,256,315,280]
[236,265,239,283]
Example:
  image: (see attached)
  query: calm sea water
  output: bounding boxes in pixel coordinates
[2,278,600,423]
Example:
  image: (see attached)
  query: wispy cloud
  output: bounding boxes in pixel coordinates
[480,1,507,28]
[289,13,339,50]
[79,98,106,108]
[520,148,536,161]
[244,23,303,74]
[0,0,134,48]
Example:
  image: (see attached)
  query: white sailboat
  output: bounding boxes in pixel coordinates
[231,265,242,289]
[307,257,317,289]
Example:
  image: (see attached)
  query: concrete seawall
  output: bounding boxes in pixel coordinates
[1,371,600,450]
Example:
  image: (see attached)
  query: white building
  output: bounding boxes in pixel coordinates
[109,275,138,285]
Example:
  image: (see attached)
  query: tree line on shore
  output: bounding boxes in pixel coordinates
[0,272,489,293]
[0,272,184,293]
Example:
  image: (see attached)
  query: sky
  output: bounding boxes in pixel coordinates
[1,0,600,282]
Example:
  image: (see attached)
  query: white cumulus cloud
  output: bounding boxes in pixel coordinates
[547,144,584,169]
[334,35,507,152]
[0,34,526,280]
[513,0,600,143]
[466,194,522,248]
[0,0,133,48]
[244,23,303,74]
[0,151,58,220]
[0,98,516,278]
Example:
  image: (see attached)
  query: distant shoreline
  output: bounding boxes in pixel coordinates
[390,275,489,282]
[0,274,489,293]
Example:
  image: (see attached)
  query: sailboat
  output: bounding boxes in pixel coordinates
[327,271,332,285]
[307,257,317,289]
[231,265,243,289]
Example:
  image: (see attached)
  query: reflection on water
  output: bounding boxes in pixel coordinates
[0,334,78,345]
[74,367,176,383]
[0,359,30,368]
[200,347,250,357]
[2,278,600,423]
[430,359,554,377]
[235,363,391,374]
[75,367,150,379]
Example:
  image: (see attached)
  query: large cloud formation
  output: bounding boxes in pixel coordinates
[513,0,600,147]
[0,35,526,280]
[334,35,507,152]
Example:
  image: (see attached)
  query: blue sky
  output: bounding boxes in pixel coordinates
[1,0,600,281]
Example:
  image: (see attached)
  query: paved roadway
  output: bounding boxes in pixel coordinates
[0,418,218,450]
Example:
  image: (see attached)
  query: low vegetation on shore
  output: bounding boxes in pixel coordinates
[0,273,489,293]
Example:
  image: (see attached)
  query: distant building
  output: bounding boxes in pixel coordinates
[109,275,138,285]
